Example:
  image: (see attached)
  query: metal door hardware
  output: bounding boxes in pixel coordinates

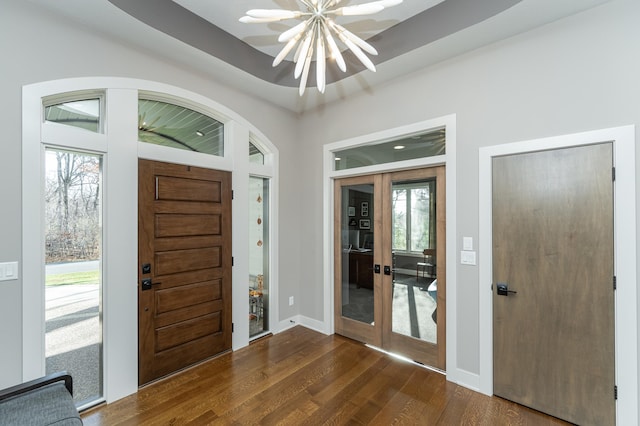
[497,282,517,296]
[141,279,161,291]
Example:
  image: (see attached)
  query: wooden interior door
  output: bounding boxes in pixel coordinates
[382,167,446,369]
[334,166,446,370]
[492,143,615,425]
[138,159,232,385]
[334,175,383,348]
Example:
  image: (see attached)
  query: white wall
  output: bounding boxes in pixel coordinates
[297,0,640,380]
[0,0,301,389]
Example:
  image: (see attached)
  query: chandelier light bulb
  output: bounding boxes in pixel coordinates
[240,0,403,96]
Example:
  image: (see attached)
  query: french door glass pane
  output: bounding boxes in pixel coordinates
[410,186,431,251]
[249,177,269,337]
[340,184,374,324]
[391,179,437,344]
[45,149,103,405]
[392,189,407,251]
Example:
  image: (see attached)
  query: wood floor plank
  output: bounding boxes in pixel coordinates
[82,327,572,425]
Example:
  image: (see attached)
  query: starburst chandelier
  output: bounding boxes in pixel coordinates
[240,0,403,95]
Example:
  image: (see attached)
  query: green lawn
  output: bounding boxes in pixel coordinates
[46,270,100,286]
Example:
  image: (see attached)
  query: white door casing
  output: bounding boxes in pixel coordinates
[478,125,637,425]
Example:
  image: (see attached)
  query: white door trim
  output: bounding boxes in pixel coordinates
[322,114,459,381]
[22,77,280,403]
[478,125,637,425]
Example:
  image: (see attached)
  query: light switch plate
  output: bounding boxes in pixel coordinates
[0,261,19,281]
[463,237,473,251]
[460,251,477,266]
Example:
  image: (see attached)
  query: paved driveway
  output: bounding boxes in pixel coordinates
[45,261,101,403]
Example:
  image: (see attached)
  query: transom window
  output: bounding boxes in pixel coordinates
[45,98,101,133]
[138,98,224,156]
[249,141,264,165]
[334,128,445,171]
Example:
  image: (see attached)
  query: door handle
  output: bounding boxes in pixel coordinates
[384,266,391,275]
[374,264,381,274]
[497,283,517,296]
[141,279,162,291]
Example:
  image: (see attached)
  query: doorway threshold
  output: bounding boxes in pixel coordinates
[365,343,445,375]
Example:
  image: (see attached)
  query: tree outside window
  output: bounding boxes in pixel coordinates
[392,180,436,252]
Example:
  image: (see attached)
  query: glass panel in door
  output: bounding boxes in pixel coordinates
[390,179,437,344]
[45,149,103,406]
[340,184,374,323]
[334,175,382,347]
[383,167,446,369]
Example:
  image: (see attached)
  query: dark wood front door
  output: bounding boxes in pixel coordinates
[138,159,232,385]
[492,143,615,425]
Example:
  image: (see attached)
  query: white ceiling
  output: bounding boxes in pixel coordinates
[26,0,610,113]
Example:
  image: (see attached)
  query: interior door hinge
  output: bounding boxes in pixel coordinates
[613,276,617,290]
[232,257,234,267]
[232,322,234,333]
[612,167,616,181]
[232,190,234,200]
[614,385,618,400]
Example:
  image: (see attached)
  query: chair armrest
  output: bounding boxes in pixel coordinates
[0,371,73,402]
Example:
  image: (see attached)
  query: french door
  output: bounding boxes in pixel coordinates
[334,167,445,369]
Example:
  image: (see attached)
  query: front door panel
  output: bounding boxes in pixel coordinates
[138,160,232,385]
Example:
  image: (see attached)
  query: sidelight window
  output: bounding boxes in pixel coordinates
[44,148,103,406]
[249,176,270,338]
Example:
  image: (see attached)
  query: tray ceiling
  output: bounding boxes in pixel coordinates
[26,0,611,112]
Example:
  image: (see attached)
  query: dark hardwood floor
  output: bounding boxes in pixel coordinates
[82,326,569,425]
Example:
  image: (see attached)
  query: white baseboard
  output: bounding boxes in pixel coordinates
[298,315,330,334]
[277,315,330,335]
[277,316,299,333]
[452,368,482,394]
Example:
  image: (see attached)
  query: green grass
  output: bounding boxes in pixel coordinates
[46,270,100,286]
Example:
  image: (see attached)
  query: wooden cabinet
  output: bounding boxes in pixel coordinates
[348,251,374,289]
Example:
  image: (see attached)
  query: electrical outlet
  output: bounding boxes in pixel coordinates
[289,296,294,306]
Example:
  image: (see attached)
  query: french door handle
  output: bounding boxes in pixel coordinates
[374,264,381,274]
[384,266,391,275]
